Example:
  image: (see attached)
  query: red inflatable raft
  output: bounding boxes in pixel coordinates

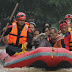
[0,47,72,68]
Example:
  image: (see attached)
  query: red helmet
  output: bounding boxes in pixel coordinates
[64,14,72,19]
[16,12,26,20]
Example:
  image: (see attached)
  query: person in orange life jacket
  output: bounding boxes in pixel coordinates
[64,14,72,30]
[49,27,64,48]
[2,12,32,56]
[59,20,68,37]
[64,20,72,51]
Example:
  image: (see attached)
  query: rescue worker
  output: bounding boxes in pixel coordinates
[64,20,72,51]
[2,12,32,56]
[49,27,64,48]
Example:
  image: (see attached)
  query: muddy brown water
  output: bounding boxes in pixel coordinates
[0,47,72,72]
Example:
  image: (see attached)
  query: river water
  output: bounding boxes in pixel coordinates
[0,47,72,72]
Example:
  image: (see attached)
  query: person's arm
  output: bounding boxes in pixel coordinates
[64,32,71,51]
[2,24,12,36]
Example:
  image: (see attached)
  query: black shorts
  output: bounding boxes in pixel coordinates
[6,45,22,56]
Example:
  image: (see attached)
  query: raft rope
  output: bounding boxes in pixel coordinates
[15,44,28,55]
[51,47,55,58]
[21,44,27,52]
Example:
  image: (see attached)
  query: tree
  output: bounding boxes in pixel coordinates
[0,0,72,31]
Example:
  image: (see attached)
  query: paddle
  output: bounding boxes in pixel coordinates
[0,0,20,43]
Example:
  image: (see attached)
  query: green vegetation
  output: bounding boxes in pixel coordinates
[0,0,72,30]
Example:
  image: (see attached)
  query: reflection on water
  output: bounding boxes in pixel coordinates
[0,47,72,72]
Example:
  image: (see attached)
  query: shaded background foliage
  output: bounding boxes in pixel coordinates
[0,0,72,31]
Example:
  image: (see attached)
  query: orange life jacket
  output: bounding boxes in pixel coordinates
[69,30,72,50]
[4,35,9,44]
[3,21,17,44]
[8,21,29,46]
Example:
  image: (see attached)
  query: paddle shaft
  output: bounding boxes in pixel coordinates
[0,0,20,43]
